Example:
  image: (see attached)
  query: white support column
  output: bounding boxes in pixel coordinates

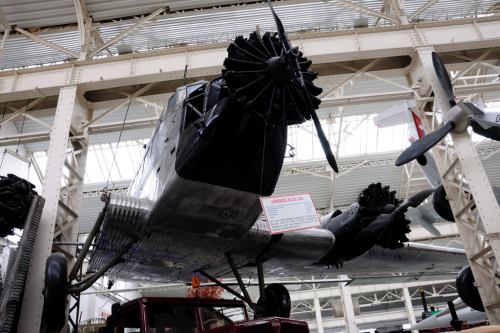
[339,276,358,333]
[314,297,324,333]
[410,47,500,324]
[403,287,418,333]
[18,86,86,333]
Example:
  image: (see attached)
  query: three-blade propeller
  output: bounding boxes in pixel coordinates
[355,188,435,242]
[396,52,500,166]
[266,0,338,173]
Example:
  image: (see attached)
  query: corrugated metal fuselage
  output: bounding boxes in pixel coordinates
[88,85,335,283]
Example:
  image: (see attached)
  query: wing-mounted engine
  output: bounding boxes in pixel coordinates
[320,183,434,266]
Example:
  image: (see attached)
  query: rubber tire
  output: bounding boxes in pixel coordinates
[43,253,68,331]
[432,184,454,222]
[254,284,291,319]
[456,266,485,312]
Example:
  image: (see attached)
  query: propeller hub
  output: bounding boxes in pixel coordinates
[445,105,471,134]
[268,56,293,83]
[383,204,396,214]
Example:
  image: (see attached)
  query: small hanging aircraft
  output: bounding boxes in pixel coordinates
[395,53,500,167]
[40,2,474,331]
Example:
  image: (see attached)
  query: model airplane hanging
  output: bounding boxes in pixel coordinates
[396,52,500,167]
[376,99,500,227]
[41,2,472,331]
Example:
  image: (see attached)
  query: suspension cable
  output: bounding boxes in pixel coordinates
[103,85,136,193]
[16,99,30,154]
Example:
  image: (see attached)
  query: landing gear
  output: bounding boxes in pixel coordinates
[199,256,292,319]
[254,284,291,319]
[41,199,133,333]
[43,253,68,332]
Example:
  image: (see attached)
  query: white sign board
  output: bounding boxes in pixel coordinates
[260,193,321,234]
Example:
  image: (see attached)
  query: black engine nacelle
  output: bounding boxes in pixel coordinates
[319,204,376,265]
[456,266,485,312]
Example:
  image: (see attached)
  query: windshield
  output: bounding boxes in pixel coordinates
[199,306,246,331]
[147,304,198,333]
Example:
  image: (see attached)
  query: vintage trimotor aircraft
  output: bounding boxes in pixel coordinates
[40,1,474,331]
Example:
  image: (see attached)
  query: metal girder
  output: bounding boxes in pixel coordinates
[319,0,399,23]
[17,86,90,332]
[408,0,441,20]
[13,27,79,58]
[0,7,9,31]
[1,15,500,102]
[339,276,358,333]
[321,58,383,98]
[0,97,46,126]
[403,287,418,333]
[82,82,158,128]
[290,279,454,301]
[89,7,169,57]
[410,47,500,324]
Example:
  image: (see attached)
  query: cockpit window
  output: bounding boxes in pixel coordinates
[176,87,187,104]
[187,84,203,96]
[168,94,176,111]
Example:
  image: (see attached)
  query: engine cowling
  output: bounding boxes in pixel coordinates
[456,266,485,312]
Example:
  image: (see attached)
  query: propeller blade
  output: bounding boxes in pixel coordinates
[354,212,396,242]
[266,0,293,55]
[401,188,435,209]
[432,52,456,108]
[310,103,339,173]
[266,0,338,172]
[396,121,455,166]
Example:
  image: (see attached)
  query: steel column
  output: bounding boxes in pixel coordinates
[339,276,358,333]
[17,86,89,332]
[403,287,418,333]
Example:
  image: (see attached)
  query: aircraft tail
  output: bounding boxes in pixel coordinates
[373,100,425,141]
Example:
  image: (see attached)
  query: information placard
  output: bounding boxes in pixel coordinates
[260,193,321,234]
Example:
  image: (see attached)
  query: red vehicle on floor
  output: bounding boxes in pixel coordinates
[101,297,309,333]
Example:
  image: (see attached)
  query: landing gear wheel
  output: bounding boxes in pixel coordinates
[254,284,291,319]
[456,266,485,312]
[43,253,68,331]
[432,184,454,222]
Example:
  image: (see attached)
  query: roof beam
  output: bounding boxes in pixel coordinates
[89,7,169,57]
[82,82,158,128]
[13,27,79,58]
[408,0,441,20]
[0,7,10,32]
[0,97,46,126]
[321,58,383,98]
[319,0,399,23]
[451,48,497,84]
[93,29,113,57]
[0,16,499,102]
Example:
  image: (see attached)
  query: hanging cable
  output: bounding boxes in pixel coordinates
[0,103,6,171]
[103,85,136,194]
[16,99,30,154]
